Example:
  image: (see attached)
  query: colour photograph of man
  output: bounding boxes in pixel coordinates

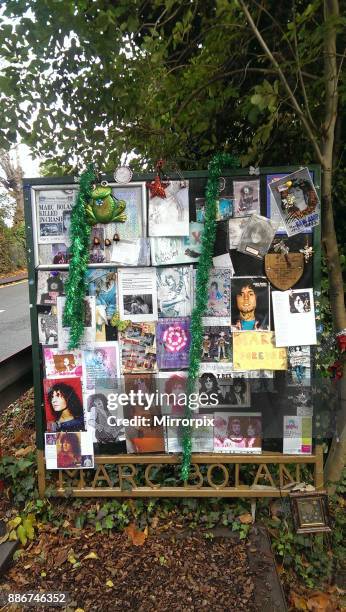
[231,276,270,331]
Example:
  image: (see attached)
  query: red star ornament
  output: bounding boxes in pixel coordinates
[146,175,170,199]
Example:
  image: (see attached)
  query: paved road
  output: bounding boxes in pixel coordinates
[0,281,31,361]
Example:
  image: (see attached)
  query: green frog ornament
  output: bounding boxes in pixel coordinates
[85,183,127,225]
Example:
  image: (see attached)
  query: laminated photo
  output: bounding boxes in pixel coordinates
[37,271,68,305]
[165,416,214,453]
[198,373,250,408]
[38,307,58,346]
[156,318,191,370]
[233,180,260,217]
[287,346,311,386]
[214,412,262,453]
[45,431,94,470]
[200,321,232,373]
[89,227,105,263]
[266,173,288,233]
[150,222,203,266]
[120,322,157,374]
[216,374,251,407]
[283,415,312,454]
[117,268,158,322]
[272,288,317,347]
[149,180,189,237]
[85,389,125,444]
[206,268,231,317]
[157,266,192,317]
[231,276,270,331]
[237,214,277,259]
[43,376,85,432]
[111,237,150,266]
[111,183,146,241]
[269,168,320,236]
[56,296,96,350]
[232,370,274,394]
[195,196,233,221]
[82,342,120,391]
[43,347,83,379]
[36,189,75,244]
[195,198,206,223]
[228,218,248,250]
[124,405,165,453]
[157,371,188,415]
[51,243,70,264]
[85,269,117,321]
[213,253,235,275]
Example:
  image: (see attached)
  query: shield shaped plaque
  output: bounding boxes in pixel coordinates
[265,253,304,290]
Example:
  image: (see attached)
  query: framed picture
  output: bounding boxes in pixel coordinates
[290,491,331,534]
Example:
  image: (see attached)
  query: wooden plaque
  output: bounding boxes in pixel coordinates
[265,253,304,290]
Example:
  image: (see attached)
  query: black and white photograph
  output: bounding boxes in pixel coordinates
[198,373,251,409]
[269,167,320,236]
[237,214,277,259]
[228,218,248,249]
[123,294,153,316]
[38,308,58,346]
[149,180,190,237]
[36,188,75,244]
[289,291,311,313]
[233,180,260,217]
[231,276,270,331]
[217,374,251,407]
[118,268,158,322]
[85,390,125,444]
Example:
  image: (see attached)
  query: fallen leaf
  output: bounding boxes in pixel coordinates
[125,523,148,546]
[40,571,46,577]
[83,552,99,560]
[151,516,159,529]
[238,513,253,525]
[0,532,9,544]
[53,547,69,567]
[290,591,308,610]
[106,580,114,588]
[15,445,35,457]
[68,553,78,565]
[8,516,21,530]
[75,609,85,612]
[307,592,334,611]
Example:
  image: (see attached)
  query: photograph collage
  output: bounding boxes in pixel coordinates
[34,170,320,469]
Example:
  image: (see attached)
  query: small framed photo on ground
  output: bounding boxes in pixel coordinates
[290,491,331,534]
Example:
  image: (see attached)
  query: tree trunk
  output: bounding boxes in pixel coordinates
[321,0,346,488]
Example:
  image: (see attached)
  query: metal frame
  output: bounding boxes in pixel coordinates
[23,165,322,498]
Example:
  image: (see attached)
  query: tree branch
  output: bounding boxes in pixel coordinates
[238,0,324,167]
[292,1,318,131]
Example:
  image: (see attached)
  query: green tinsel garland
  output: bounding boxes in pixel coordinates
[63,164,96,349]
[181,152,239,481]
